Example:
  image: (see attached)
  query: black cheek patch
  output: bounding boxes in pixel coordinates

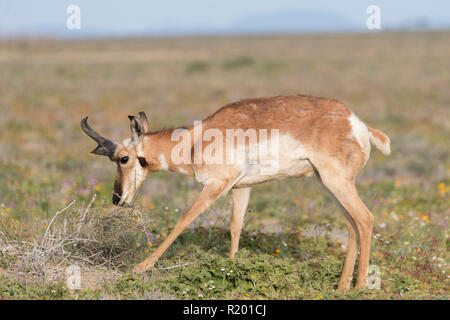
[138,157,147,167]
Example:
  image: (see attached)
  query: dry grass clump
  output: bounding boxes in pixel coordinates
[73,205,150,269]
[0,192,152,285]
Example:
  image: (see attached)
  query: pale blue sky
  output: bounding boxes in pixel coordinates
[0,0,449,37]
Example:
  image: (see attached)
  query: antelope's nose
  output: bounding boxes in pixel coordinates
[112,193,121,206]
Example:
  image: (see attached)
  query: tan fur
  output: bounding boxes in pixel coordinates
[102,94,391,291]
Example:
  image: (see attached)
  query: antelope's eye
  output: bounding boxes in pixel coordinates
[120,156,129,164]
[138,157,147,167]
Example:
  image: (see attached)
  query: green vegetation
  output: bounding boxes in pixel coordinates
[221,56,254,70]
[185,61,210,74]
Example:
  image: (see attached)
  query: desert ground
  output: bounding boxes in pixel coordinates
[0,31,448,299]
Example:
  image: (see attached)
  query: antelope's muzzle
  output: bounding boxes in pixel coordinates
[113,180,122,206]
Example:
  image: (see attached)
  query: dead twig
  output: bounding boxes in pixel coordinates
[78,192,96,232]
[41,200,76,247]
[155,262,193,271]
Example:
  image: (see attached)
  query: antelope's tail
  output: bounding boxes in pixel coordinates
[367,126,391,155]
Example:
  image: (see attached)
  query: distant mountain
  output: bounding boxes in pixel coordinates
[226,9,359,33]
[395,15,450,30]
[144,9,360,36]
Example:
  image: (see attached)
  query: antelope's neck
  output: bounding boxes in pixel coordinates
[144,128,194,176]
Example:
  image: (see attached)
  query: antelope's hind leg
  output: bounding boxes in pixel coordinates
[229,187,251,259]
[311,159,374,290]
[339,220,359,291]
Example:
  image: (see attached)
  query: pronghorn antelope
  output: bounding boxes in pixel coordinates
[81,94,390,291]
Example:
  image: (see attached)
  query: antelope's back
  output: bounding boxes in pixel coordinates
[202,94,352,135]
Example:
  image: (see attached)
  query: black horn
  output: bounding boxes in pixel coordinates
[81,117,117,158]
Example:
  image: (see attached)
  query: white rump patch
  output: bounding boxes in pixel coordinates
[348,113,370,165]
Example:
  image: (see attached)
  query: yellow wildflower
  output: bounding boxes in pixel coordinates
[95,185,101,191]
[439,183,446,194]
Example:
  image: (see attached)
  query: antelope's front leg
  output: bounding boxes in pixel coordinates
[229,187,251,259]
[133,181,231,273]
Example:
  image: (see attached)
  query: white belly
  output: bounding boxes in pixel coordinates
[234,135,314,187]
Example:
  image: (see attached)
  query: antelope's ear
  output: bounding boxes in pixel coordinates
[128,115,144,142]
[139,111,149,133]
